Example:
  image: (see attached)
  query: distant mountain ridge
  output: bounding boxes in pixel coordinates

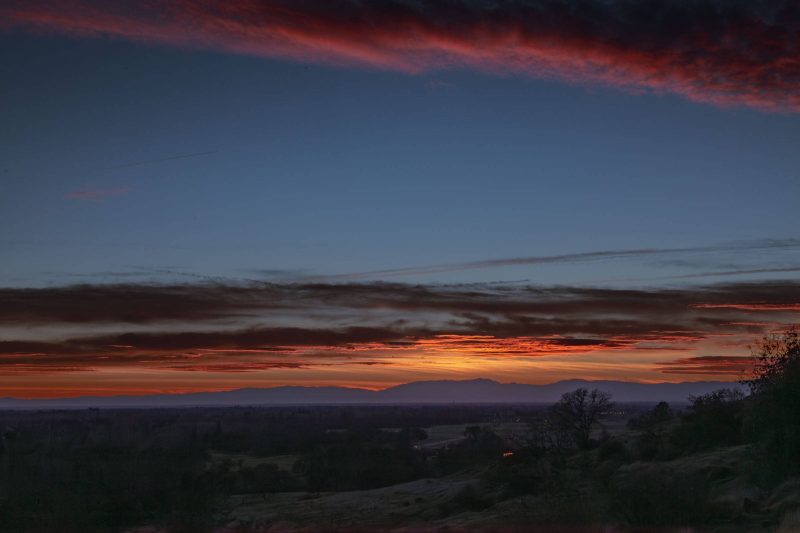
[0,378,740,409]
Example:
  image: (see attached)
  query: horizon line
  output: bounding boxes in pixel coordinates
[1,376,744,403]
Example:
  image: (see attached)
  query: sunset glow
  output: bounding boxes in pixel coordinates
[2,279,798,397]
[2,1,799,401]
[4,6,800,533]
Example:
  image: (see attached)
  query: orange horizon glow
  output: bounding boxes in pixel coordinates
[2,278,796,400]
[0,332,750,399]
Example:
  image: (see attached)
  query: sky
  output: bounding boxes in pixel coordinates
[1,0,799,398]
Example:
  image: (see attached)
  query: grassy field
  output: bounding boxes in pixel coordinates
[205,411,800,532]
[214,443,800,532]
[209,452,300,471]
[224,474,483,529]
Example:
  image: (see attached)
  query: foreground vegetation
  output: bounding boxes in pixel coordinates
[1,331,798,532]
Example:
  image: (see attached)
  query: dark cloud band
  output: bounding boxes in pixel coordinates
[1,278,798,374]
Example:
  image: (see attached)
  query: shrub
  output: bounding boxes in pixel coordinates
[671,388,744,452]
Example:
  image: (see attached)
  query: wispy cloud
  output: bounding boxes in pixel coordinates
[302,239,800,281]
[608,266,800,283]
[3,1,800,111]
[692,303,800,311]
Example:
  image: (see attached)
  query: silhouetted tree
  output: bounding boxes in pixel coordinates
[742,328,800,478]
[549,388,614,449]
[745,328,800,395]
[672,388,744,452]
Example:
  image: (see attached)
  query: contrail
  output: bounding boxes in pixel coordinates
[637,266,800,282]
[301,239,800,282]
[596,266,800,284]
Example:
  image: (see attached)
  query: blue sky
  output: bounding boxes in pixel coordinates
[3,33,799,287]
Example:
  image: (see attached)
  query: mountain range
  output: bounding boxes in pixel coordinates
[0,378,740,409]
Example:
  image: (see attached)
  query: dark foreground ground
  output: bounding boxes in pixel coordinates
[1,393,799,533]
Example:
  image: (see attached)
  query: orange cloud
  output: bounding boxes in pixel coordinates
[656,355,755,375]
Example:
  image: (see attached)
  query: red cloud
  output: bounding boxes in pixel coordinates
[4,1,800,111]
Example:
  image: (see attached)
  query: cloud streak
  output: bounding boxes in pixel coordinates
[3,1,800,111]
[656,355,755,375]
[305,239,800,281]
[2,279,798,375]
[5,277,800,326]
